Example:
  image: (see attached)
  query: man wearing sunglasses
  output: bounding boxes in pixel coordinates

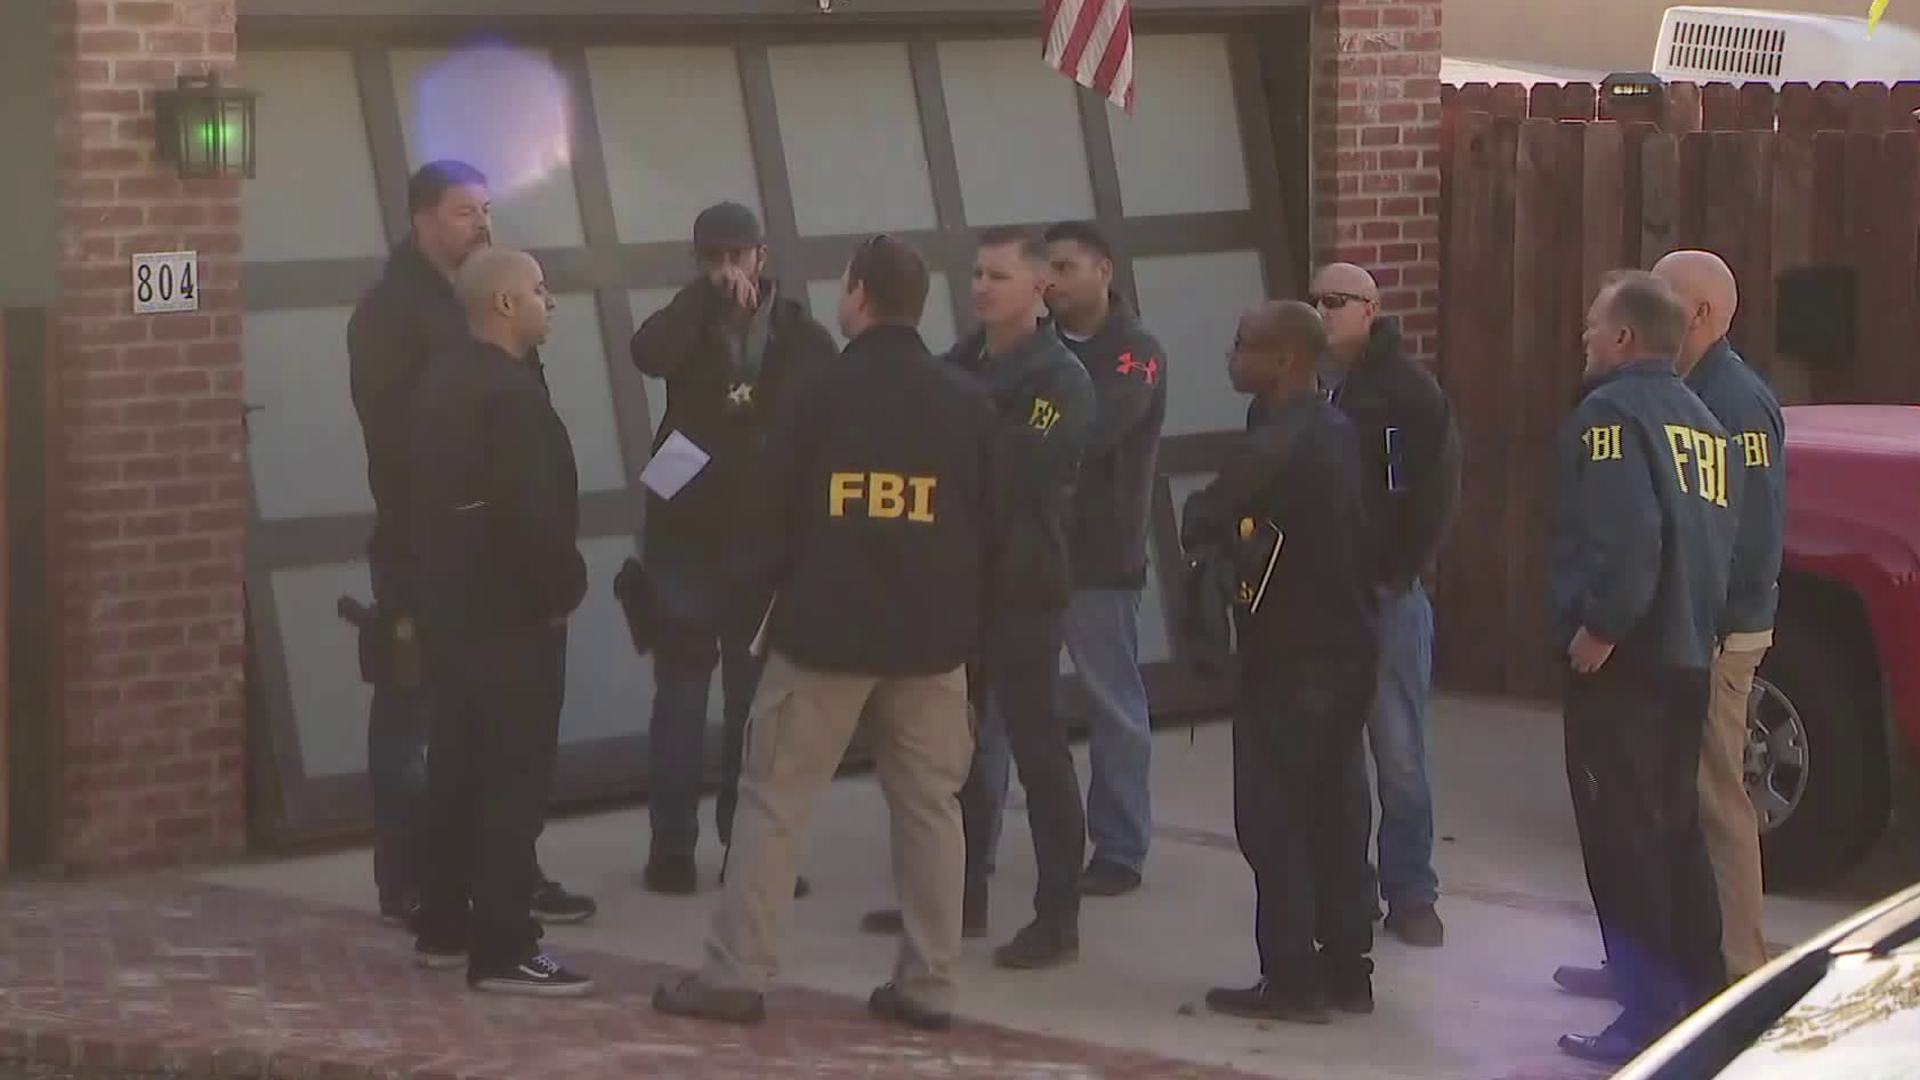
[1307,262,1462,949]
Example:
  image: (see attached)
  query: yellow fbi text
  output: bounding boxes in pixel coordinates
[1583,422,1731,507]
[829,471,938,522]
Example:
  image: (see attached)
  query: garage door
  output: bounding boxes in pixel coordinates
[239,25,1297,843]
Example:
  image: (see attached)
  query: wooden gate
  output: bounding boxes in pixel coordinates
[1433,80,1920,700]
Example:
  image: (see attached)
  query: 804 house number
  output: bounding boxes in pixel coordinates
[131,250,199,314]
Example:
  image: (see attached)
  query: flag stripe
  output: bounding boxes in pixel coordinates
[1043,0,1134,112]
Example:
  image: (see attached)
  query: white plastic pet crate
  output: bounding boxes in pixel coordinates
[1652,5,1920,85]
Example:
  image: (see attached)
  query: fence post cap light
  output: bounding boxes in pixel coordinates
[154,71,258,181]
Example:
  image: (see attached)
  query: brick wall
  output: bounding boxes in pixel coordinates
[51,0,247,869]
[1312,0,1444,361]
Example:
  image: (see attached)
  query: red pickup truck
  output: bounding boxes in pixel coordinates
[1753,404,1920,890]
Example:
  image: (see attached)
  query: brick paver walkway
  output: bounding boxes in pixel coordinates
[0,877,1268,1080]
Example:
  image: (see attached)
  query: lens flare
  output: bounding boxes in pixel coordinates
[403,37,574,197]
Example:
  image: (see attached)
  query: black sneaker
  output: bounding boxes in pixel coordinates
[383,898,422,933]
[652,973,766,1025]
[469,953,594,997]
[869,982,953,1031]
[531,878,597,924]
[992,921,1078,970]
[1558,1016,1655,1065]
[1323,957,1375,1015]
[644,858,700,896]
[1079,859,1142,897]
[1552,962,1619,1001]
[1205,979,1330,1025]
[1385,904,1445,948]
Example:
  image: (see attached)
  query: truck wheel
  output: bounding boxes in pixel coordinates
[1753,610,1884,892]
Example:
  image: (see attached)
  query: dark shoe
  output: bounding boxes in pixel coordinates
[1385,904,1445,948]
[414,938,466,971]
[992,921,1079,970]
[645,858,700,896]
[1205,980,1330,1025]
[1558,1018,1654,1065]
[532,878,598,924]
[651,973,766,1025]
[861,907,987,939]
[1323,957,1375,1015]
[1079,859,1142,897]
[868,982,953,1032]
[383,898,422,933]
[1552,962,1619,1001]
[469,953,594,997]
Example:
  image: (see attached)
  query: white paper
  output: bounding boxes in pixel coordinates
[639,431,711,499]
[748,595,776,658]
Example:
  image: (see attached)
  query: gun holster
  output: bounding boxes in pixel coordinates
[339,595,422,688]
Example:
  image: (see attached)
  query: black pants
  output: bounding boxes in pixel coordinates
[960,622,1086,931]
[368,681,430,913]
[1564,662,1726,1039]
[1234,662,1377,992]
[418,623,568,970]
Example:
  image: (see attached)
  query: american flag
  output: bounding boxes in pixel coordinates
[1043,0,1134,112]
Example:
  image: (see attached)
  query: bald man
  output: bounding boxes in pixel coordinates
[1181,300,1381,1022]
[1553,252,1785,998]
[407,247,594,996]
[1305,262,1461,948]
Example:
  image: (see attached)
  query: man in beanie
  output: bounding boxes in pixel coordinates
[630,202,838,895]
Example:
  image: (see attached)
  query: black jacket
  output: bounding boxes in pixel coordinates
[733,323,1000,676]
[946,323,1095,647]
[1325,318,1462,591]
[409,337,587,663]
[345,240,468,614]
[1180,393,1380,682]
[1062,297,1168,589]
[1547,360,1741,673]
[629,276,838,572]
[1685,338,1786,635]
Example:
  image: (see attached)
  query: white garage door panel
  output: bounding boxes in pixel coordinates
[938,38,1097,228]
[1108,34,1252,217]
[769,41,939,237]
[1133,250,1267,438]
[541,294,626,493]
[244,306,374,522]
[240,50,388,263]
[390,46,586,249]
[588,46,762,246]
[271,560,377,778]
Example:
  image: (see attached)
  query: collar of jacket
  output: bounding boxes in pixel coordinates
[1683,336,1738,390]
[1349,315,1406,375]
[1582,356,1677,394]
[845,321,926,356]
[1059,290,1143,349]
[388,237,455,301]
[957,321,1074,398]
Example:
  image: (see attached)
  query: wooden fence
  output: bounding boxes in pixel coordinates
[1431,81,1920,700]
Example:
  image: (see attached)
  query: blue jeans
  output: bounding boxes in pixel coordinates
[644,554,766,863]
[369,681,430,912]
[1368,582,1440,911]
[1067,588,1153,873]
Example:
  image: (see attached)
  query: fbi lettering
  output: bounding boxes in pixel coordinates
[829,471,938,523]
[1028,396,1062,435]
[1582,424,1623,462]
[1738,430,1771,468]
[1662,424,1730,508]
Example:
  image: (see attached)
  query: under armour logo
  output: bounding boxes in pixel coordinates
[1115,352,1159,386]
[727,382,755,407]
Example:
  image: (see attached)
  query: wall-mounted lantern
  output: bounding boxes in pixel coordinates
[154,72,257,180]
[1599,72,1667,125]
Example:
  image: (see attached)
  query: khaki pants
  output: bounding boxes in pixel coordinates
[1699,635,1771,979]
[699,650,974,1011]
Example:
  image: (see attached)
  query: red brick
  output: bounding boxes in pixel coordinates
[115,58,179,83]
[1361,220,1403,240]
[1380,242,1422,263]
[78,29,143,53]
[115,2,181,25]
[143,29,207,53]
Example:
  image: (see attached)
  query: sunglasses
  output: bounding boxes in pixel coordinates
[1307,291,1372,311]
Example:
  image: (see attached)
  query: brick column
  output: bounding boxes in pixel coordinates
[1312,0,1444,360]
[51,0,247,868]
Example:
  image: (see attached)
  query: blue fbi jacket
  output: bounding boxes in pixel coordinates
[1685,339,1786,636]
[1547,360,1741,673]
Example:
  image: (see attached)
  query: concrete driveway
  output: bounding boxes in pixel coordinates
[195,694,1914,1080]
